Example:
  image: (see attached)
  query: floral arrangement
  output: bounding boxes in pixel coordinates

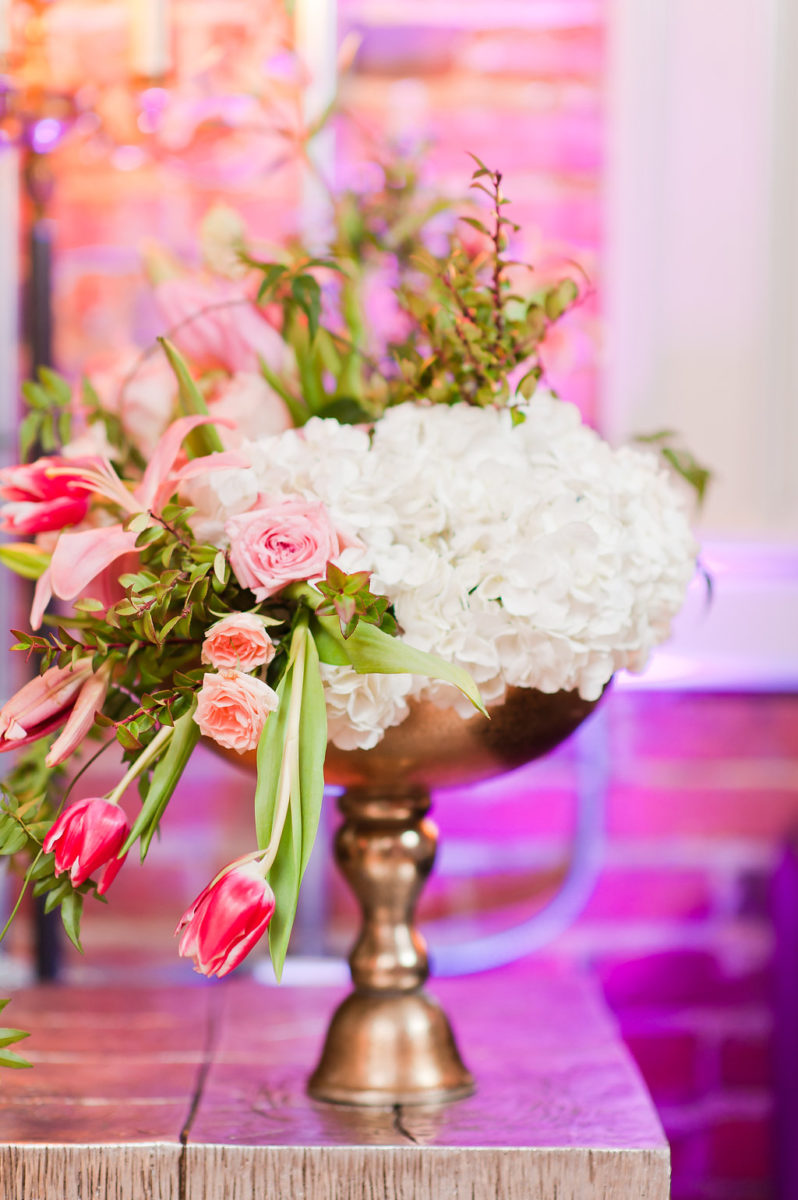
[0,161,700,1067]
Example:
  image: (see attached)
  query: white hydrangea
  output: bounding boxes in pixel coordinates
[233,395,697,749]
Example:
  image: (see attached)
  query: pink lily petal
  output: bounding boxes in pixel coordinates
[0,659,91,738]
[136,414,234,511]
[49,525,139,602]
[46,664,112,767]
[0,708,69,753]
[150,449,248,516]
[30,567,53,630]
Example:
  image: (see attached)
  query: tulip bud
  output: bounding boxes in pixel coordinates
[43,798,130,894]
[176,860,275,978]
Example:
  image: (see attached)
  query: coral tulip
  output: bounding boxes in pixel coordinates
[43,798,130,894]
[176,860,275,978]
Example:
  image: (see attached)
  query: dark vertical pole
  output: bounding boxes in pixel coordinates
[25,154,60,981]
[771,840,798,1200]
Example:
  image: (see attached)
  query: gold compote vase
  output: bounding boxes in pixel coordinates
[312,687,599,1106]
[236,686,599,1107]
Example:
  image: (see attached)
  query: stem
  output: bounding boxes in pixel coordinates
[490,170,505,342]
[106,724,173,805]
[260,618,308,874]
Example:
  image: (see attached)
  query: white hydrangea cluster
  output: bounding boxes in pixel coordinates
[189,395,697,750]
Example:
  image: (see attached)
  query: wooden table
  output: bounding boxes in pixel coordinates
[0,963,669,1199]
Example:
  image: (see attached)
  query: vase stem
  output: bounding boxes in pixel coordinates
[308,786,474,1107]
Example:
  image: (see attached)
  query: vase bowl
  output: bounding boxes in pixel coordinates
[228,685,600,790]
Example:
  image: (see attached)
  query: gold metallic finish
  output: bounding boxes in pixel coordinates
[307,786,475,1106]
[219,687,603,1106]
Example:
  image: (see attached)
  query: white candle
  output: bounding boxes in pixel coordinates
[129,0,171,78]
[0,0,11,61]
[294,0,338,245]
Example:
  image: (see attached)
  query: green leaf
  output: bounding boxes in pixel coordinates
[60,891,83,952]
[213,550,227,586]
[255,624,328,981]
[296,632,326,883]
[38,366,72,406]
[0,1047,32,1069]
[0,543,51,580]
[291,276,322,342]
[0,1028,29,1049]
[313,612,487,717]
[258,357,306,426]
[122,709,200,858]
[19,412,40,461]
[317,397,370,425]
[544,278,579,321]
[254,673,292,851]
[158,338,225,456]
[309,618,350,665]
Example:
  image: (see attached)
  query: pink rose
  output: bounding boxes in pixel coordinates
[193,669,279,753]
[226,497,340,602]
[208,372,293,449]
[155,277,288,375]
[0,456,101,536]
[202,613,276,672]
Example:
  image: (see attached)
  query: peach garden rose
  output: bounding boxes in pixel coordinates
[201,612,276,672]
[225,496,340,602]
[194,669,279,753]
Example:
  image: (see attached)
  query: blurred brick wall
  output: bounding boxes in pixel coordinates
[337,0,604,420]
[10,689,789,1200]
[8,3,791,1198]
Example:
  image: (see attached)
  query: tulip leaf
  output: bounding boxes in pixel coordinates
[312,612,487,716]
[256,624,328,981]
[123,707,200,859]
[158,338,225,457]
[297,632,327,882]
[254,672,292,851]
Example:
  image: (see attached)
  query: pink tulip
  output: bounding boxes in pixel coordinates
[0,456,102,536]
[0,658,93,750]
[176,860,275,978]
[43,797,130,894]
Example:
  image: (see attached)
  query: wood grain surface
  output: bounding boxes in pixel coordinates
[0,963,670,1199]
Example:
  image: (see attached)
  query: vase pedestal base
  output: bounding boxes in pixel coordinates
[307,989,475,1107]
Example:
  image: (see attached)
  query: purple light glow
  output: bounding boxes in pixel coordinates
[29,117,64,154]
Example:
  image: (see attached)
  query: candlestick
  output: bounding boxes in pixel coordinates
[129,0,171,79]
[0,0,10,62]
[294,0,338,247]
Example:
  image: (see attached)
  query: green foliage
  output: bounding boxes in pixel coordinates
[311,609,487,717]
[243,156,580,423]
[634,431,712,507]
[315,563,397,638]
[0,1001,31,1069]
[19,367,73,460]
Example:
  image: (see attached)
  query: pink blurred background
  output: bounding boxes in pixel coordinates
[2,3,798,1198]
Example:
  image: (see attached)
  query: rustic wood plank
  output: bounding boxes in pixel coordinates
[187,1145,669,1200]
[0,1144,183,1200]
[186,964,670,1199]
[0,966,670,1200]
